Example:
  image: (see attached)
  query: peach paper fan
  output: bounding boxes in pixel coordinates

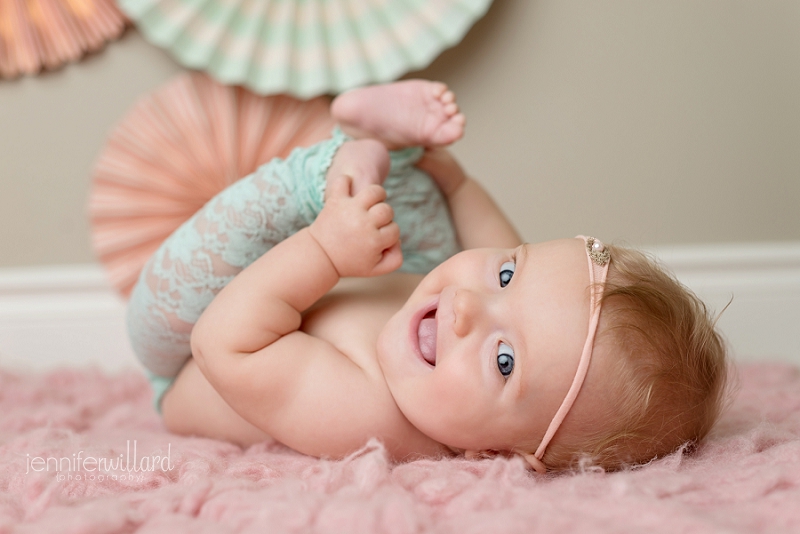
[0,0,128,78]
[89,72,335,297]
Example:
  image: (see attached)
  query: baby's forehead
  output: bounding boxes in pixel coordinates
[515,240,590,294]
[525,238,587,264]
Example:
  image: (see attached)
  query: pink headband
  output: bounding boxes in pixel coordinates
[521,236,610,473]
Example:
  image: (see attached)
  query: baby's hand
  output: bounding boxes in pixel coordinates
[309,175,402,278]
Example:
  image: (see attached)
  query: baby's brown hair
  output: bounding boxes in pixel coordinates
[542,244,729,471]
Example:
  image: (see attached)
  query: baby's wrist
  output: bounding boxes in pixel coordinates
[417,149,468,197]
[444,175,469,198]
[305,226,343,279]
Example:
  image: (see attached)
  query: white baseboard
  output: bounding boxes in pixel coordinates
[649,242,800,364]
[0,264,140,372]
[1,242,799,372]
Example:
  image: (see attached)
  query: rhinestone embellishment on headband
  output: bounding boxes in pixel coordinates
[585,237,610,266]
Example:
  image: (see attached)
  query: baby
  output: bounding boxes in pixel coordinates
[127,80,728,472]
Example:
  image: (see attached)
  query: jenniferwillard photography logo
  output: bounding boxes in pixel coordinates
[25,440,175,482]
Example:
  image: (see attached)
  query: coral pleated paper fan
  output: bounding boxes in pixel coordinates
[0,0,127,78]
[89,72,335,297]
[117,0,493,98]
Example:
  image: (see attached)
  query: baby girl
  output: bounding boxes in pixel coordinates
[127,80,728,472]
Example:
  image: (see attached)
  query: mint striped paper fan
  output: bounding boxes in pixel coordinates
[118,0,493,98]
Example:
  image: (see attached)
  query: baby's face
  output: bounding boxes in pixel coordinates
[377,239,595,453]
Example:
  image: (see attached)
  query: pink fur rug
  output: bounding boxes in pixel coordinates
[1,362,799,533]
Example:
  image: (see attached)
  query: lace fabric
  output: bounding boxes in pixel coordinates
[127,130,460,380]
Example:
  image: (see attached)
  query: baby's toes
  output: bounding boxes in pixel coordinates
[440,90,455,105]
[369,202,395,227]
[438,89,459,117]
[443,102,459,116]
[430,81,448,99]
[430,114,465,146]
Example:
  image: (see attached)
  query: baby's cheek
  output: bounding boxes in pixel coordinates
[424,382,491,446]
[431,372,476,415]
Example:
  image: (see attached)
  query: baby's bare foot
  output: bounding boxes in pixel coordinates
[331,80,466,149]
[325,139,390,198]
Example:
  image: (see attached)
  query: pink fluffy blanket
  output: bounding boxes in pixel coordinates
[1,363,799,534]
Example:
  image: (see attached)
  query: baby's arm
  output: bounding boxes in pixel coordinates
[190,177,402,457]
[416,149,522,249]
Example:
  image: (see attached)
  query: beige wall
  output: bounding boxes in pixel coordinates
[1,0,798,268]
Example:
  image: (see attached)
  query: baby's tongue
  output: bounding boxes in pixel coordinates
[418,314,437,365]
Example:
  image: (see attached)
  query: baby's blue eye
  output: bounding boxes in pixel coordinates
[499,261,515,287]
[497,342,515,378]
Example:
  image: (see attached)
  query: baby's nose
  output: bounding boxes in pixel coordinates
[453,288,483,337]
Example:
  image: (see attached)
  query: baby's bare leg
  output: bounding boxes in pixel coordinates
[331,80,466,149]
[325,138,390,198]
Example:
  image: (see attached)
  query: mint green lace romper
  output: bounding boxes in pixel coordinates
[126,128,460,409]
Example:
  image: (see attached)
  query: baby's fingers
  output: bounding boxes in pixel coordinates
[372,241,403,277]
[369,202,394,227]
[355,183,387,209]
[379,221,401,251]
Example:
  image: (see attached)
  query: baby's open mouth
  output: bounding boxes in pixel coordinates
[417,308,437,366]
